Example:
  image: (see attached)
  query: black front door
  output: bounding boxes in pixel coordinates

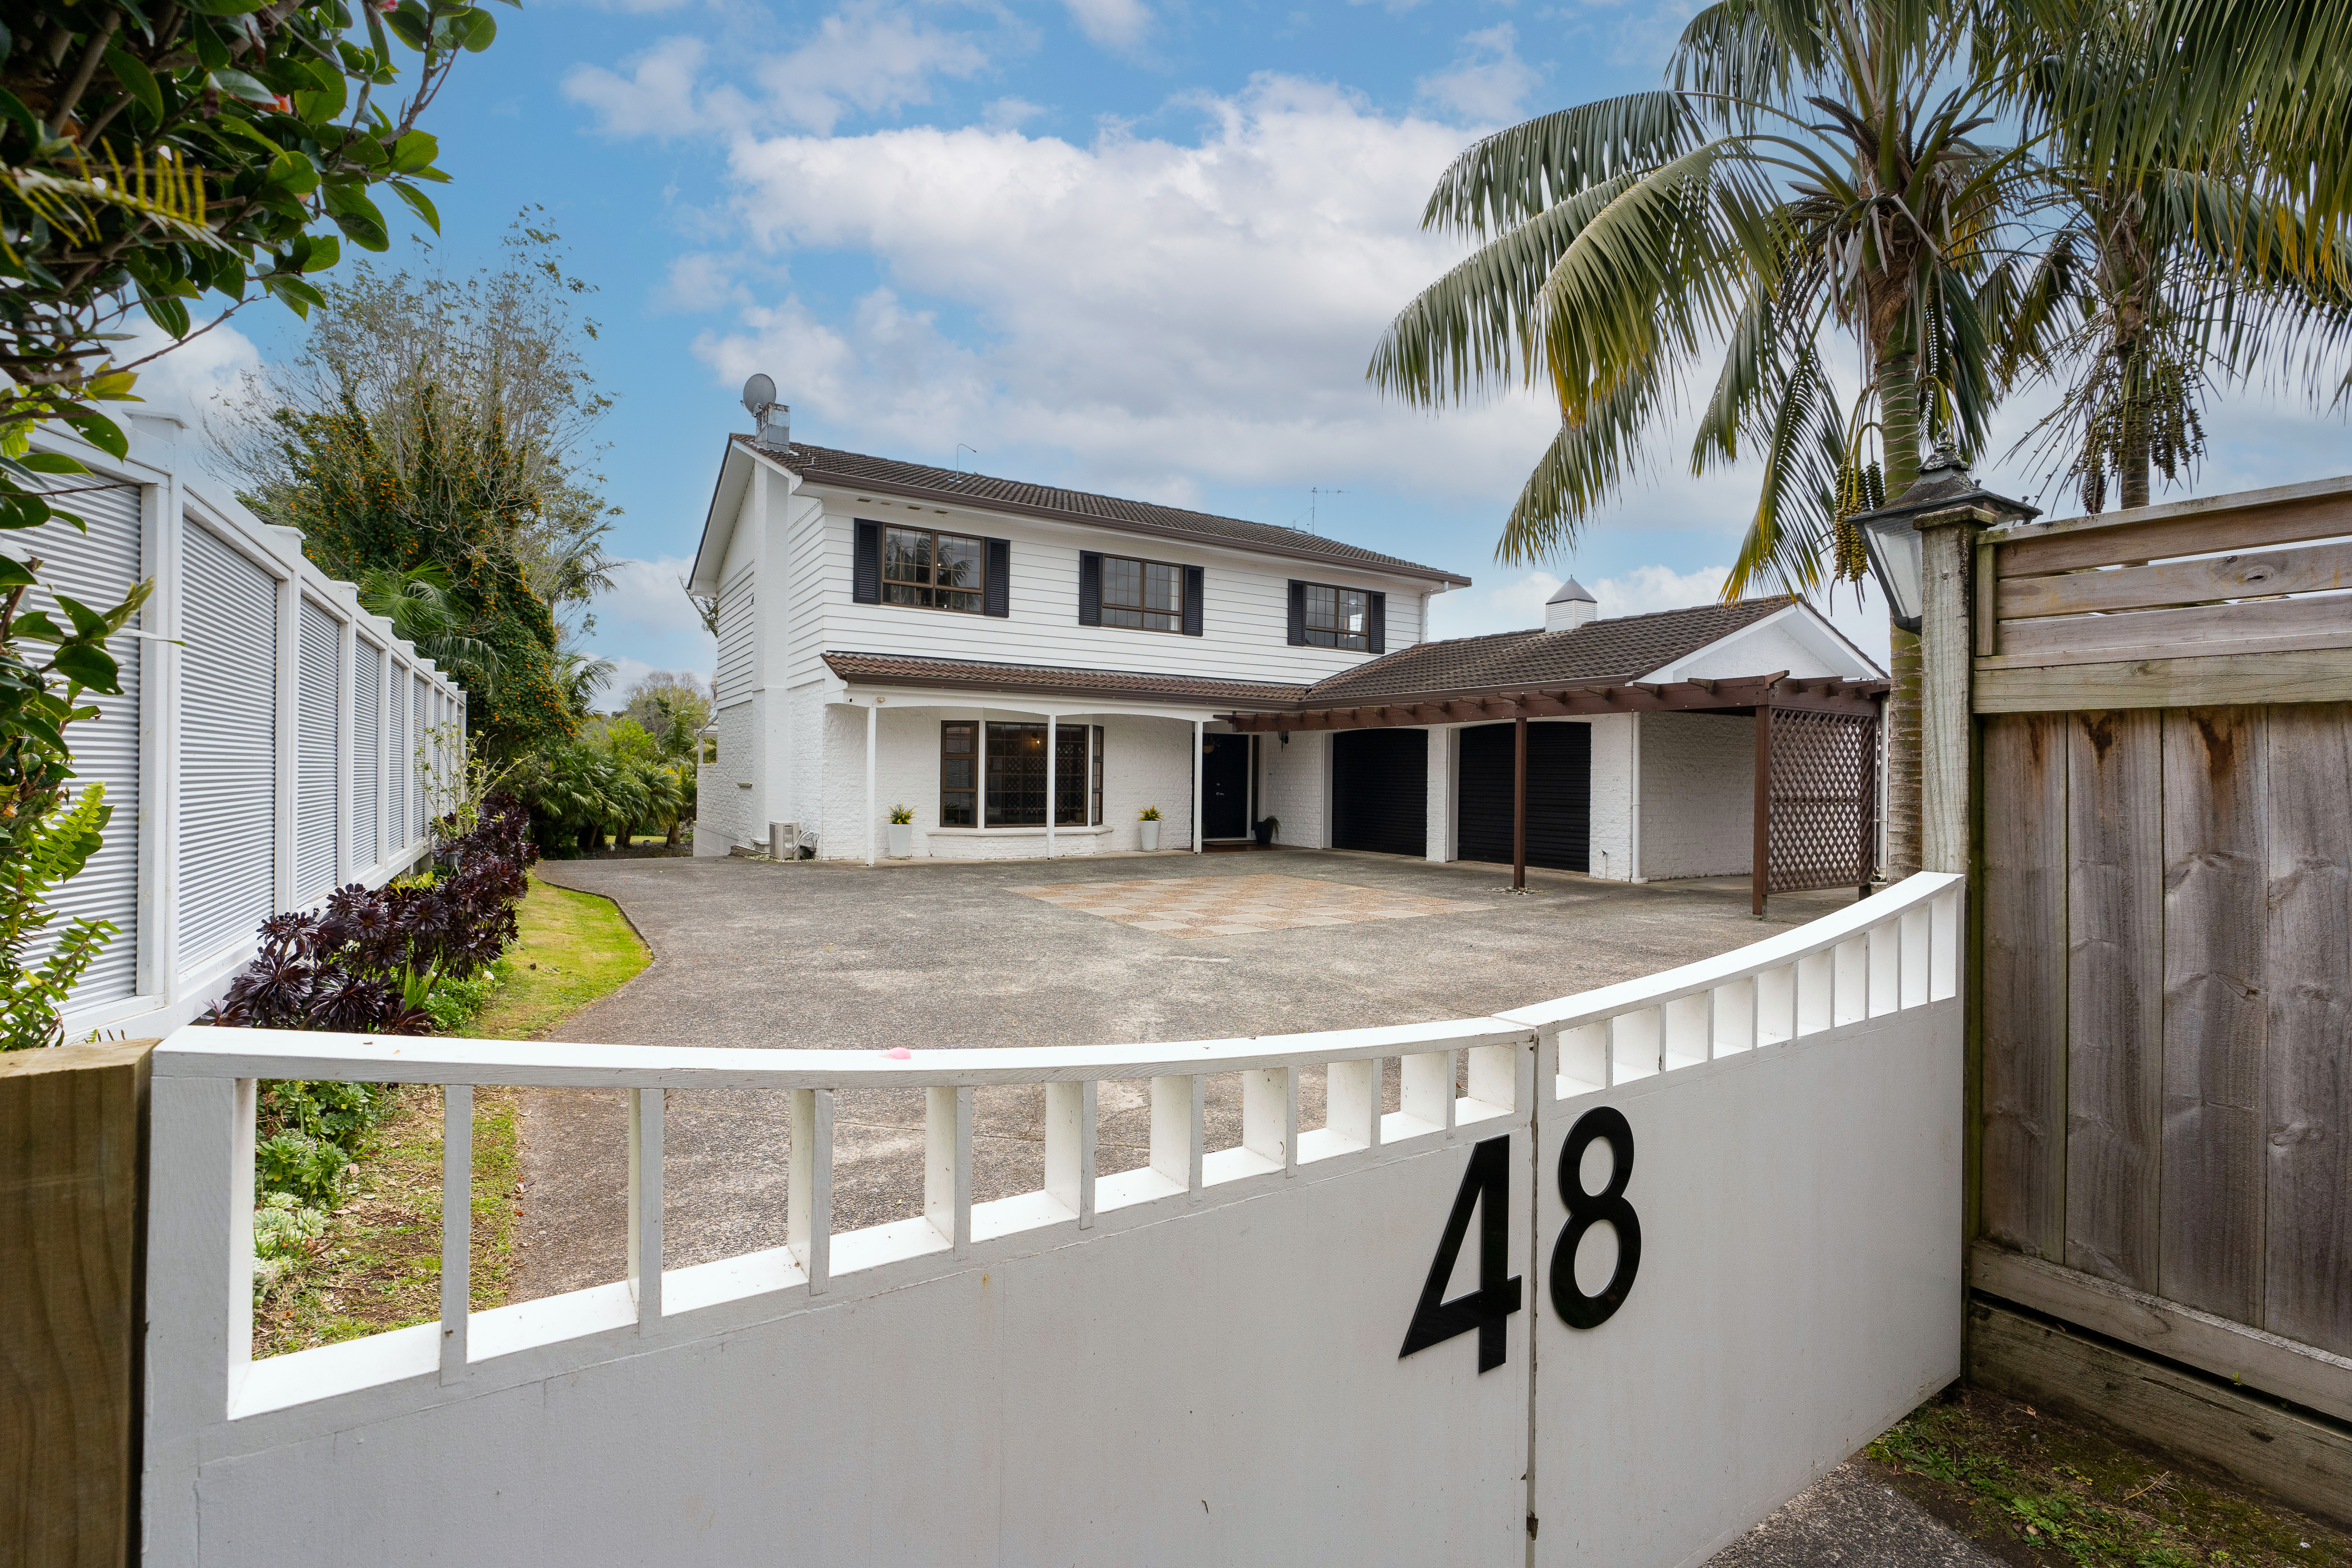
[1201,732,1251,839]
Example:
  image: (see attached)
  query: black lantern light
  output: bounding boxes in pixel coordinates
[1847,446,2039,635]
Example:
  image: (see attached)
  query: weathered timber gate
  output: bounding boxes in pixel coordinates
[1921,472,2352,1521]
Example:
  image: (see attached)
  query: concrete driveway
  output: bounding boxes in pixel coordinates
[509,848,1853,1299]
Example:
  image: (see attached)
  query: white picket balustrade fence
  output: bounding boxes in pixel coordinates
[144,871,1965,1568]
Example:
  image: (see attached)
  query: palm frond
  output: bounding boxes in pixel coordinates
[1420,93,1702,238]
[1496,355,1670,564]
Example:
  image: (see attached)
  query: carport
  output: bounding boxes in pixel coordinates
[1224,670,1885,913]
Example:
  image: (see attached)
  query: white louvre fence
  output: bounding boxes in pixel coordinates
[14,421,468,1039]
[143,873,1964,1568]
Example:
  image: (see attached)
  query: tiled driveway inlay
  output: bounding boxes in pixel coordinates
[1012,873,1491,939]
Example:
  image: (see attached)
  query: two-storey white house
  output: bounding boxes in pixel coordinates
[689,422,1886,892]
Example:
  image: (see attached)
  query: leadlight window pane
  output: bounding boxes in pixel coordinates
[1101,554,1183,632]
[1091,725,1104,826]
[986,722,1047,825]
[941,721,976,826]
[1055,727,1087,826]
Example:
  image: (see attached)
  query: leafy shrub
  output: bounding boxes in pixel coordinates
[256,1133,357,1210]
[421,960,507,1033]
[201,795,536,1034]
[252,1194,328,1296]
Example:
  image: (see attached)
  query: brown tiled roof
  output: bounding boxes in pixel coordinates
[823,651,1311,708]
[1300,599,1797,702]
[748,436,1472,586]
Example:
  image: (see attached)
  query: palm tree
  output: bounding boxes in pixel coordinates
[1371,0,2024,878]
[1995,2,2352,510]
[356,564,504,693]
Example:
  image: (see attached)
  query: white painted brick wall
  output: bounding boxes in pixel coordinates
[697,700,762,855]
[815,704,1199,858]
[1587,713,1634,881]
[1638,711,1756,880]
[1256,730,1328,848]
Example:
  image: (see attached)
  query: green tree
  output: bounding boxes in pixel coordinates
[1372,0,2023,878]
[1995,0,2352,511]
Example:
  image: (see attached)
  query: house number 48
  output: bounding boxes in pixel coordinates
[1397,1110,1642,1372]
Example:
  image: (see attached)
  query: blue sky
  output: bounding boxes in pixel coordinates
[139,0,2350,698]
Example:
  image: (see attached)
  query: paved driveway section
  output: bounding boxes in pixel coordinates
[512,851,1851,1299]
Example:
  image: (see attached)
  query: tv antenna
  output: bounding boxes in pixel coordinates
[1297,486,1346,535]
[955,443,980,475]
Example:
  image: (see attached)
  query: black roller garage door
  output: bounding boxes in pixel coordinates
[1457,721,1590,871]
[1332,728,1428,857]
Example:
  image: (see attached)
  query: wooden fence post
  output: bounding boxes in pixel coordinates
[1917,517,1980,875]
[2,1040,156,1568]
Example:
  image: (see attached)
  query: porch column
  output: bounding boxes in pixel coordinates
[1513,716,1527,891]
[1045,713,1057,860]
[1192,719,1204,853]
[865,701,877,867]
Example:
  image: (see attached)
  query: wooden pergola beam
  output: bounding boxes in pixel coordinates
[1221,674,1886,732]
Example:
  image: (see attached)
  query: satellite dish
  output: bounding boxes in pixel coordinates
[740,373,777,416]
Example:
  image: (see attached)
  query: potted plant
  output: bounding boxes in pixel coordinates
[1254,815,1278,848]
[1138,806,1162,851]
[887,804,915,858]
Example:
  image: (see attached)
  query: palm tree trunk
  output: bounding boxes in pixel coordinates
[2119,395,2152,510]
[1878,350,1924,882]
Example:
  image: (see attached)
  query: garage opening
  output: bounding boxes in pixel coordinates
[1456,721,1590,873]
[1331,728,1427,857]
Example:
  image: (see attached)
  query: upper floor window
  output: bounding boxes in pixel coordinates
[1302,583,1370,650]
[1102,555,1184,632]
[884,526,985,613]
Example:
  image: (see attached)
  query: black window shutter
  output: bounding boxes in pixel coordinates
[853,521,881,604]
[984,537,1011,617]
[1078,552,1102,626]
[1286,581,1307,645]
[1182,565,1205,636]
[1367,591,1386,654]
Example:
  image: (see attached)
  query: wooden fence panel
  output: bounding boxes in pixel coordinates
[2064,711,2163,1290]
[2263,703,2352,1357]
[1981,713,2069,1260]
[2160,708,2269,1325]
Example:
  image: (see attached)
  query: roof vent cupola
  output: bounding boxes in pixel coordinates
[1544,577,1598,634]
[741,373,791,453]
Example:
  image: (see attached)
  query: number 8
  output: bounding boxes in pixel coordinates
[1548,1106,1641,1329]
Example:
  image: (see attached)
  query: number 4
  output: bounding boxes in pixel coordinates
[1398,1135,1522,1372]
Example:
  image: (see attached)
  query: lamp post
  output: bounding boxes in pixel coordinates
[1844,446,2039,875]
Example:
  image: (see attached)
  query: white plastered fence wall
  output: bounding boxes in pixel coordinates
[142,873,1962,1568]
[13,423,468,1040]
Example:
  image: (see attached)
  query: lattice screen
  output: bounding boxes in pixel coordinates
[1766,708,1879,894]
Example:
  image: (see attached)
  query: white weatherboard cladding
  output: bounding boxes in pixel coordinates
[714,564,755,708]
[296,601,341,900]
[16,483,143,1003]
[177,521,278,968]
[804,503,1431,688]
[353,641,380,869]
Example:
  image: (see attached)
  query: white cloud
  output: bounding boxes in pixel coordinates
[1588,562,1728,619]
[1348,0,1429,15]
[755,0,992,134]
[595,555,719,643]
[564,36,729,140]
[116,314,263,428]
[982,95,1046,130]
[1416,24,1539,124]
[1062,0,1152,53]
[684,76,1557,502]
[653,252,753,313]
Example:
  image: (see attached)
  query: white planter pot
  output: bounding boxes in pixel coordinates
[887,823,913,858]
[1139,820,1161,851]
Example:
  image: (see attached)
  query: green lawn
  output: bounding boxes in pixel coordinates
[252,875,649,1356]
